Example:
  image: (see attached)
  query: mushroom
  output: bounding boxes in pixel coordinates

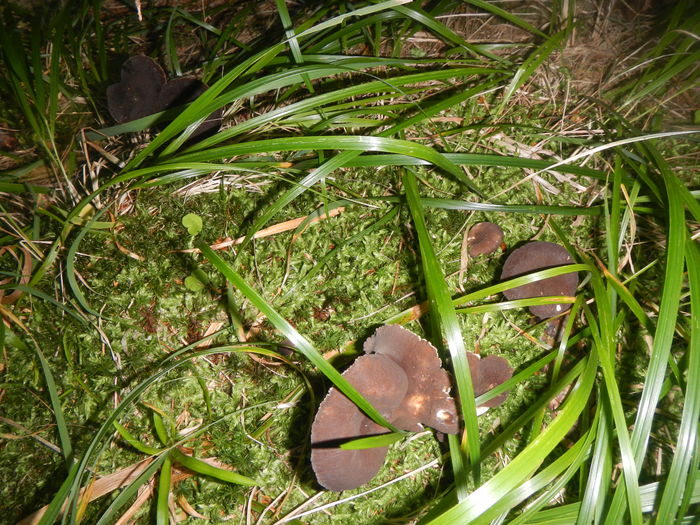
[363,324,458,434]
[310,325,459,491]
[107,55,166,123]
[466,222,504,256]
[106,55,222,141]
[310,354,408,492]
[500,241,578,319]
[310,326,513,491]
[472,355,513,408]
[466,352,512,412]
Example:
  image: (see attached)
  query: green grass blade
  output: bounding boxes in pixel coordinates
[339,432,405,450]
[171,449,259,486]
[26,336,74,466]
[496,412,599,525]
[655,239,700,522]
[113,421,162,455]
[156,455,172,525]
[170,135,484,197]
[576,401,613,525]
[498,28,569,113]
[427,353,598,523]
[403,170,479,496]
[94,455,167,525]
[605,143,689,522]
[586,268,643,524]
[465,0,547,38]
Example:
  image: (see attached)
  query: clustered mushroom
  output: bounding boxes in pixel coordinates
[310,236,578,491]
[310,325,512,491]
[106,55,222,142]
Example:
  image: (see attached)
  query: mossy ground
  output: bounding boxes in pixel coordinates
[1,0,698,523]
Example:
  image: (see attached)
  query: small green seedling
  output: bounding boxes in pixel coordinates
[182,213,203,236]
[184,274,205,292]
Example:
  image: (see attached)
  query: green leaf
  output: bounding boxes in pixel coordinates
[156,455,172,525]
[402,170,478,498]
[339,432,405,450]
[184,274,205,292]
[182,213,203,236]
[171,449,259,486]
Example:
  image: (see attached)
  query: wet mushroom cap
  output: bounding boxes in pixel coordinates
[500,241,578,319]
[467,222,504,256]
[107,55,166,123]
[363,324,459,434]
[310,354,408,491]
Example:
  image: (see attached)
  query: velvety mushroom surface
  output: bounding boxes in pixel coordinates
[310,325,513,491]
[500,241,578,319]
[472,355,513,408]
[310,325,459,491]
[466,352,513,411]
[106,55,222,141]
[106,55,166,123]
[467,222,504,256]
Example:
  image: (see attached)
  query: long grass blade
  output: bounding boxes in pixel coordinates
[403,170,479,497]
[655,239,700,522]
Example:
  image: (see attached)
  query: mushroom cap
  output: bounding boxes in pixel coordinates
[467,222,504,256]
[107,55,166,123]
[500,241,578,319]
[106,56,222,141]
[310,354,408,491]
[363,324,458,434]
[474,355,513,408]
[465,352,513,410]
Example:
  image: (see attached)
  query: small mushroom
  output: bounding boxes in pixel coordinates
[500,241,578,319]
[363,324,459,434]
[467,222,504,256]
[106,55,222,141]
[473,355,513,408]
[310,354,408,492]
[465,352,513,412]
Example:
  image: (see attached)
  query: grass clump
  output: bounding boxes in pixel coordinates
[1,0,699,523]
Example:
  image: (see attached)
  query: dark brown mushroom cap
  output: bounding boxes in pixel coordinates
[363,325,458,434]
[467,222,504,256]
[465,352,513,410]
[473,355,513,408]
[500,241,578,319]
[107,55,166,123]
[310,354,408,491]
[106,56,222,141]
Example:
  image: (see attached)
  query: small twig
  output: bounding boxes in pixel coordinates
[178,207,345,254]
